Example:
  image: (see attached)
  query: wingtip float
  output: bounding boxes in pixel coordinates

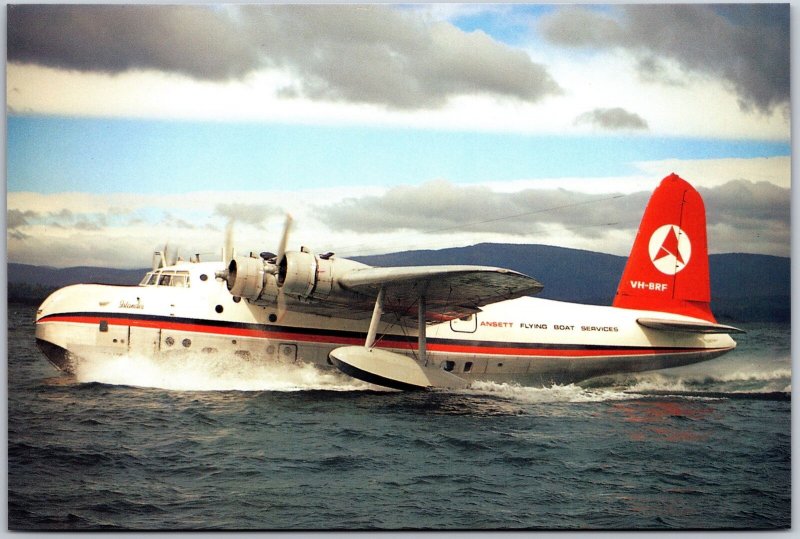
[36,174,740,390]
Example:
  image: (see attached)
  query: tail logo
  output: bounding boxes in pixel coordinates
[648,224,691,275]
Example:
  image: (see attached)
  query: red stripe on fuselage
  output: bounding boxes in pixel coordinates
[37,313,719,358]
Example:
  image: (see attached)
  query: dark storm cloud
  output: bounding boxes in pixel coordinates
[8,5,259,80]
[8,4,561,109]
[245,5,561,108]
[574,108,648,130]
[539,4,789,114]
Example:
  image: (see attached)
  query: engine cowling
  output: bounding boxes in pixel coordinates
[223,249,370,306]
[278,250,317,297]
[226,256,265,300]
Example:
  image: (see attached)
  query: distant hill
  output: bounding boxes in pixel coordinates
[355,244,790,323]
[7,264,149,304]
[7,264,147,288]
[8,243,790,322]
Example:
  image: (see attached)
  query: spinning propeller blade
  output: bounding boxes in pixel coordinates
[274,214,293,322]
[166,244,180,266]
[224,220,235,265]
[275,214,293,266]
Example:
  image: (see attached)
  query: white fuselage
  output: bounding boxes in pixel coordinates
[35,260,736,386]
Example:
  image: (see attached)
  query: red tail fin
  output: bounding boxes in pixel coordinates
[613,174,716,322]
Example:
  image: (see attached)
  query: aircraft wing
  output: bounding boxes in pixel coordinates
[338,265,543,322]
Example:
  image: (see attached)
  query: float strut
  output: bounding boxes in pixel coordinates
[365,287,385,349]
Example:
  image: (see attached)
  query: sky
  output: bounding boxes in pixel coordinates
[6,3,792,269]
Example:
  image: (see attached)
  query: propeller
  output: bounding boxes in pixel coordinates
[275,214,293,267]
[166,243,180,266]
[270,215,293,322]
[224,219,235,264]
[215,219,236,282]
[153,242,177,269]
[216,214,294,322]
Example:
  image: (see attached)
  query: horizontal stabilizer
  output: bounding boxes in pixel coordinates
[329,346,469,391]
[637,317,745,334]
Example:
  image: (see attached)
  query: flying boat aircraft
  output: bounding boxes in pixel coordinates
[35,174,742,390]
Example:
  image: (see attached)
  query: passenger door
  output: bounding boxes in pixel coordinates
[128,326,161,356]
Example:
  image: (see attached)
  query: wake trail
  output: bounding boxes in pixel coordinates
[73,351,790,398]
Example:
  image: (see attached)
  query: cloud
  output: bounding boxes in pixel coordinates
[7,5,259,80]
[316,178,789,256]
[8,4,561,110]
[700,180,790,254]
[213,203,278,227]
[633,156,791,193]
[539,4,789,114]
[7,167,790,268]
[8,209,39,229]
[251,6,562,108]
[635,56,685,87]
[318,179,641,238]
[574,107,648,130]
[7,209,39,240]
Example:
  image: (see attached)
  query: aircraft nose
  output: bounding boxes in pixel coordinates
[35,286,81,374]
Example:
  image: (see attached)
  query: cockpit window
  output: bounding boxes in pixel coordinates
[140,270,190,287]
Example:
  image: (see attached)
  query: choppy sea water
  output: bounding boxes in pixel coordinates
[7,303,791,530]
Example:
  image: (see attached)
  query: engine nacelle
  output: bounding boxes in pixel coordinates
[226,256,265,300]
[224,249,369,306]
[278,250,318,297]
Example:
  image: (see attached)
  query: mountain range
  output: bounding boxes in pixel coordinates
[8,243,790,322]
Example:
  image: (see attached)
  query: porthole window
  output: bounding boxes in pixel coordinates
[464,362,473,373]
[215,305,224,313]
[268,314,278,323]
[200,274,208,281]
[99,320,108,332]
[443,360,455,372]
[182,338,192,348]
[165,336,175,346]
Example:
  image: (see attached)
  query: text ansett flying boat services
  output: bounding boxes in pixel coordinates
[36,174,743,390]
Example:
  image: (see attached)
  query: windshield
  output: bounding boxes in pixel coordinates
[139,271,190,287]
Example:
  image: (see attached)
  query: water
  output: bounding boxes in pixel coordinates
[7,303,791,530]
